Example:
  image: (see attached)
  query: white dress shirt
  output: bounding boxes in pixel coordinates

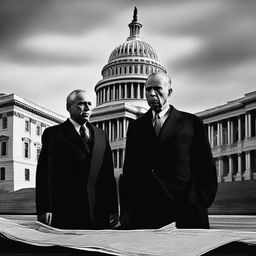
[152,106,170,127]
[69,118,90,139]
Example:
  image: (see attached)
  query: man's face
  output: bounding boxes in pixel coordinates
[145,74,171,112]
[68,92,92,125]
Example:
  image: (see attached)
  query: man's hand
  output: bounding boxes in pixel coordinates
[109,213,118,228]
[37,212,52,226]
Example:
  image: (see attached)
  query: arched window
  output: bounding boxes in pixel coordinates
[135,65,138,74]
[25,120,30,132]
[36,125,41,136]
[2,117,7,129]
[1,141,7,156]
[0,167,5,181]
[140,65,143,74]
[25,169,30,181]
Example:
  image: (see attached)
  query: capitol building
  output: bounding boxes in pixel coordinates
[90,8,166,179]
[0,8,256,192]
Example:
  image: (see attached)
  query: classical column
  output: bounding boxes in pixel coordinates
[227,120,231,144]
[235,153,243,181]
[117,119,120,139]
[220,122,223,145]
[117,149,120,168]
[100,88,104,104]
[230,120,234,144]
[244,151,251,180]
[217,122,221,146]
[218,157,224,182]
[238,116,241,141]
[245,114,248,138]
[102,121,105,131]
[123,117,126,137]
[211,125,214,147]
[113,85,116,100]
[131,83,134,98]
[124,83,127,99]
[208,124,211,146]
[103,88,106,103]
[119,84,122,99]
[108,121,112,141]
[123,148,125,165]
[226,155,233,181]
[99,90,101,104]
[248,112,252,138]
[107,86,110,102]
[136,83,139,99]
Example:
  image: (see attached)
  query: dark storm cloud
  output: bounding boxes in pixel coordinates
[0,0,125,64]
[148,1,256,74]
[0,47,97,65]
[0,0,122,42]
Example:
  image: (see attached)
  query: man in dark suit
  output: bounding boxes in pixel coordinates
[36,89,118,229]
[120,72,217,229]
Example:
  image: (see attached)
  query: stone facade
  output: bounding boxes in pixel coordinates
[197,91,256,183]
[0,93,65,192]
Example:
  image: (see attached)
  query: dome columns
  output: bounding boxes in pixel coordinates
[96,82,147,105]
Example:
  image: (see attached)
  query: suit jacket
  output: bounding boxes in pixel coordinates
[121,106,217,229]
[36,119,118,229]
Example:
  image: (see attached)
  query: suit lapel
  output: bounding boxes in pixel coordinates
[87,126,104,187]
[87,126,105,224]
[158,106,182,144]
[62,119,90,155]
[143,110,157,138]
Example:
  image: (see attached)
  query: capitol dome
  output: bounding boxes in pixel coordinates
[94,7,166,107]
[108,39,159,63]
[91,7,167,176]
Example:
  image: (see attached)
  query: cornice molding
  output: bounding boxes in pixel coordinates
[91,105,144,118]
[0,99,64,124]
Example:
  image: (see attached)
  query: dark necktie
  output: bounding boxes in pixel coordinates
[154,114,162,137]
[79,125,89,141]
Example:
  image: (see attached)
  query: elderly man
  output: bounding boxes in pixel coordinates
[36,89,118,229]
[120,72,217,229]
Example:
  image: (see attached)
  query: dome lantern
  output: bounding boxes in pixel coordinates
[127,7,142,41]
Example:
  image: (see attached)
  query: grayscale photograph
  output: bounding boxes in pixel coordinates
[0,0,256,255]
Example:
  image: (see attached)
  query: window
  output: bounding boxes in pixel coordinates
[25,169,30,181]
[1,141,7,156]
[24,142,29,158]
[2,117,7,129]
[0,167,5,181]
[25,120,30,132]
[36,125,41,136]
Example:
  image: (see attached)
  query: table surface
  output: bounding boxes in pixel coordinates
[1,215,256,255]
[1,237,256,256]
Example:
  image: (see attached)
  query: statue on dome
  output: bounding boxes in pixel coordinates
[133,7,138,22]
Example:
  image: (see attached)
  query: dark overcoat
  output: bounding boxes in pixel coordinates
[121,106,217,229]
[36,119,118,229]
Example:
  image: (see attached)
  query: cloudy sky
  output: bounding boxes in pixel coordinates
[0,0,255,116]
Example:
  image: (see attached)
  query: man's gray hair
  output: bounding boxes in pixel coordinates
[146,72,172,88]
[66,89,86,110]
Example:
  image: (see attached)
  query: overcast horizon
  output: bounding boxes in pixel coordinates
[1,0,256,117]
